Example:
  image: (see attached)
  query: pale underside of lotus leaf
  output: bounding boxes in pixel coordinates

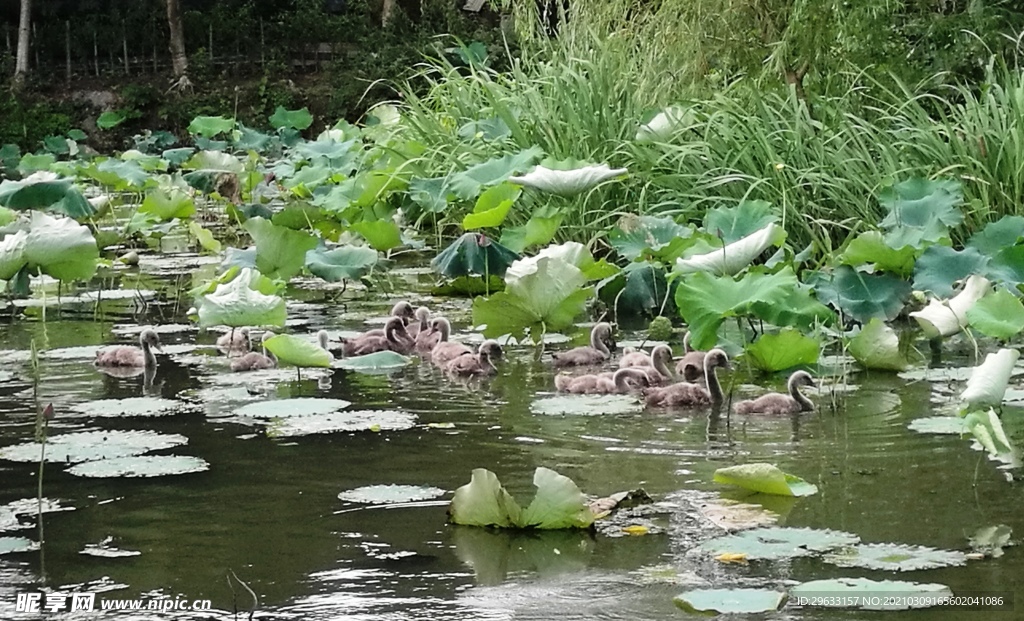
[25,211,100,282]
[909,274,991,338]
[530,394,644,416]
[699,527,860,560]
[823,543,968,571]
[66,455,210,478]
[234,398,351,419]
[675,223,785,276]
[509,164,627,196]
[674,588,786,615]
[791,578,953,610]
[505,241,593,283]
[268,410,417,436]
[197,267,287,328]
[448,467,595,530]
[636,105,690,141]
[960,348,1019,409]
[0,430,188,464]
[70,397,184,418]
[337,484,447,504]
[335,350,412,373]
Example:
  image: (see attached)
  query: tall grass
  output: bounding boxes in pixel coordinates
[395,29,1024,252]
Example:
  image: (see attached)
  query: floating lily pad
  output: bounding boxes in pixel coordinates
[337,484,447,504]
[823,543,968,572]
[698,498,779,532]
[0,430,188,464]
[713,463,818,497]
[531,394,644,416]
[335,350,411,373]
[969,525,1013,558]
[70,397,185,418]
[80,538,142,558]
[907,416,968,435]
[791,578,953,610]
[0,536,38,554]
[67,455,209,478]
[674,588,786,614]
[700,527,860,561]
[234,398,351,419]
[267,410,417,436]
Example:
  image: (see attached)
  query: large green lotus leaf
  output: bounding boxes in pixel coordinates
[608,214,691,261]
[271,204,329,230]
[675,268,797,350]
[703,200,777,244]
[500,206,563,253]
[163,147,195,166]
[473,286,593,342]
[609,261,670,316]
[675,223,786,276]
[0,178,96,218]
[96,109,126,130]
[67,455,209,478]
[0,430,187,464]
[458,116,511,141]
[968,215,1024,255]
[700,526,859,560]
[187,115,235,138]
[505,256,587,324]
[294,138,358,165]
[508,162,627,197]
[463,182,521,230]
[269,106,313,130]
[713,463,818,497]
[87,158,150,190]
[232,124,273,152]
[964,408,1021,466]
[824,543,968,572]
[432,232,520,279]
[960,349,1019,409]
[966,289,1024,340]
[519,467,595,529]
[350,219,402,252]
[24,212,98,281]
[840,231,917,278]
[189,221,222,253]
[196,267,286,328]
[0,230,27,280]
[449,468,523,528]
[282,165,334,194]
[408,176,454,213]
[849,318,909,371]
[744,329,819,372]
[264,334,332,368]
[305,245,377,282]
[243,217,318,280]
[352,171,409,208]
[878,178,963,250]
[986,245,1024,290]
[674,589,785,615]
[750,282,836,331]
[139,187,195,221]
[449,147,543,200]
[184,150,245,174]
[912,245,988,298]
[808,265,910,323]
[791,578,953,610]
[335,350,411,374]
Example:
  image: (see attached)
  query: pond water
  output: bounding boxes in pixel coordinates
[0,251,1021,620]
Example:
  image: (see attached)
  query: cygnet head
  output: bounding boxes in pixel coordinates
[392,301,416,322]
[479,339,503,361]
[140,328,162,351]
[704,348,730,371]
[791,370,816,388]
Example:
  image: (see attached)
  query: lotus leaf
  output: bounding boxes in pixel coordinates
[189,222,222,253]
[964,408,1020,466]
[24,211,99,282]
[264,333,333,368]
[462,182,520,230]
[448,468,523,528]
[242,217,318,280]
[809,265,910,323]
[530,394,644,416]
[188,115,235,138]
[907,416,969,435]
[604,261,670,316]
[432,232,520,279]
[196,267,286,327]
[750,282,836,331]
[636,105,690,141]
[968,215,1024,255]
[448,467,594,530]
[713,463,818,497]
[96,110,126,130]
[0,177,96,218]
[335,350,411,373]
[269,106,313,130]
[338,484,446,504]
[67,455,209,478]
[500,206,563,253]
[849,318,910,371]
[235,398,351,419]
[703,200,777,244]
[458,116,511,141]
[675,223,785,276]
[966,289,1024,340]
[268,409,417,436]
[0,430,188,464]
[0,230,27,280]
[824,543,967,572]
[913,245,989,298]
[968,524,1012,558]
[841,231,917,278]
[878,178,963,250]
[70,397,183,418]
[140,186,195,221]
[88,158,150,190]
[700,527,859,560]
[305,244,377,282]
[448,147,543,200]
[910,274,991,338]
[408,176,454,213]
[508,162,627,197]
[607,214,691,261]
[184,150,245,174]
[674,589,786,615]
[350,219,403,252]
[791,578,953,610]
[960,348,1018,409]
[0,536,39,554]
[744,330,819,372]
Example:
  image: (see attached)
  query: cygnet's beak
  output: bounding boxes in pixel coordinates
[153,342,165,353]
[807,378,818,387]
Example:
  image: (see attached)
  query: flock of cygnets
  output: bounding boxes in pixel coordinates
[93,301,817,415]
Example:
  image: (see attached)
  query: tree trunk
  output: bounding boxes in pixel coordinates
[166,0,187,78]
[14,0,31,83]
[382,0,395,28]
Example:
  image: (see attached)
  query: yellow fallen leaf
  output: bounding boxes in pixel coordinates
[369,424,381,432]
[622,525,649,536]
[715,552,748,564]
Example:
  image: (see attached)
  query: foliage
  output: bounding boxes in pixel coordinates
[713,463,818,497]
[448,467,595,530]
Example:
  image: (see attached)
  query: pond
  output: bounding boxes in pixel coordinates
[0,249,1020,620]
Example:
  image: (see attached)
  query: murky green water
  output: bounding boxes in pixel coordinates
[1,252,1021,620]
